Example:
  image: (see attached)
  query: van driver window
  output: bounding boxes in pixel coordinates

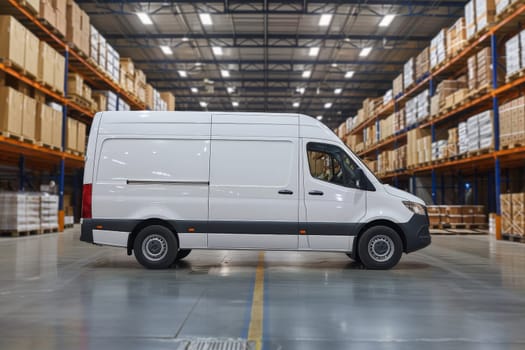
[307,142,362,189]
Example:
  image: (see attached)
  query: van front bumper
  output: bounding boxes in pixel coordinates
[399,214,431,253]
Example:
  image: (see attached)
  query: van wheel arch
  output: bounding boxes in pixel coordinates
[352,220,407,261]
[127,219,179,256]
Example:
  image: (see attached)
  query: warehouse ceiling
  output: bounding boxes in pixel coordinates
[77,0,467,128]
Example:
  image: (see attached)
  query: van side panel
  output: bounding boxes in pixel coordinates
[93,138,210,222]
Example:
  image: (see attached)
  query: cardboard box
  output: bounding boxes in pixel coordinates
[0,16,26,69]
[54,51,65,93]
[67,73,84,96]
[51,108,63,149]
[66,117,78,151]
[24,29,39,78]
[0,86,23,136]
[145,84,154,109]
[22,95,37,140]
[77,121,86,153]
[53,0,67,35]
[39,0,56,28]
[38,41,55,87]
[66,0,90,55]
[160,92,176,111]
[36,102,53,145]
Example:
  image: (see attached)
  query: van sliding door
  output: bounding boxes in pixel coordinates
[208,138,299,249]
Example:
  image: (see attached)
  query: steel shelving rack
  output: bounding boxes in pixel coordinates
[0,0,146,230]
[347,5,525,239]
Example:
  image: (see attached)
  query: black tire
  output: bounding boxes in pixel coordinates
[357,226,403,270]
[175,249,192,261]
[133,225,178,269]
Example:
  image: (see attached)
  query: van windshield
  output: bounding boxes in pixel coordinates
[340,143,382,185]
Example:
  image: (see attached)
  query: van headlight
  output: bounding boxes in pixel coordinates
[402,201,426,215]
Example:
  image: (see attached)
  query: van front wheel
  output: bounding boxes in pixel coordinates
[357,226,402,270]
[134,225,178,269]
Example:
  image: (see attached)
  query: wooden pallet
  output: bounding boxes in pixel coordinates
[68,94,91,110]
[505,69,525,83]
[496,2,523,22]
[0,131,23,140]
[0,229,40,237]
[65,149,83,157]
[468,85,491,99]
[67,42,88,59]
[502,233,525,243]
[467,147,494,158]
[40,227,59,234]
[501,142,524,150]
[36,141,61,151]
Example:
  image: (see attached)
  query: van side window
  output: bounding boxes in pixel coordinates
[307,142,362,189]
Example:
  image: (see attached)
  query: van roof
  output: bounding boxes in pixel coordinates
[97,111,313,124]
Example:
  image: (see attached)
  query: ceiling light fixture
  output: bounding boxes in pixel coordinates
[324,102,333,109]
[221,70,230,78]
[345,71,355,78]
[334,88,342,94]
[200,101,208,108]
[309,47,320,56]
[316,115,323,121]
[191,87,198,93]
[296,87,305,94]
[379,14,396,27]
[319,14,332,26]
[359,47,372,57]
[178,70,187,77]
[293,102,300,108]
[302,70,311,78]
[160,45,173,55]
[227,87,235,94]
[199,13,213,26]
[331,63,338,68]
[212,46,223,55]
[182,37,189,42]
[136,12,153,25]
[232,101,239,107]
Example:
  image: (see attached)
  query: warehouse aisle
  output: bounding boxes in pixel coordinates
[0,228,524,350]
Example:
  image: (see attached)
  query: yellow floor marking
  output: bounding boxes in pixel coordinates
[247,251,265,350]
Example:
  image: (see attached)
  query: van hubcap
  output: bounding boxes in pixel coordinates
[368,235,394,262]
[142,234,168,262]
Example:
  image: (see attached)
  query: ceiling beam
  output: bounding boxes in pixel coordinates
[134,59,405,66]
[105,33,433,42]
[148,77,392,84]
[75,0,466,8]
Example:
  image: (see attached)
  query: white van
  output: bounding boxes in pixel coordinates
[80,112,430,269]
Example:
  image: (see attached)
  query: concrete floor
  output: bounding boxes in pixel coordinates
[1,227,525,350]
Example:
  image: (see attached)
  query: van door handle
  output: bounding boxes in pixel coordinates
[308,190,324,196]
[278,189,294,195]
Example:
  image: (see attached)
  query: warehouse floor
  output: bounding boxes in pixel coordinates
[0,227,525,350]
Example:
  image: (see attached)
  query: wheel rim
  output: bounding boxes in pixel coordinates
[142,234,168,262]
[368,235,395,263]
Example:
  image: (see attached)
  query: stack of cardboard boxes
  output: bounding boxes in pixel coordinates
[66,0,90,55]
[404,58,415,88]
[393,74,403,97]
[66,117,86,154]
[499,96,525,147]
[501,193,525,236]
[161,92,176,111]
[427,205,486,226]
[446,17,466,57]
[120,58,135,94]
[415,47,430,81]
[407,128,431,167]
[39,0,67,37]
[476,0,496,32]
[430,29,447,68]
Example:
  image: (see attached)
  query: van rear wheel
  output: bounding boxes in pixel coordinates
[175,249,192,261]
[357,226,402,270]
[134,225,178,269]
